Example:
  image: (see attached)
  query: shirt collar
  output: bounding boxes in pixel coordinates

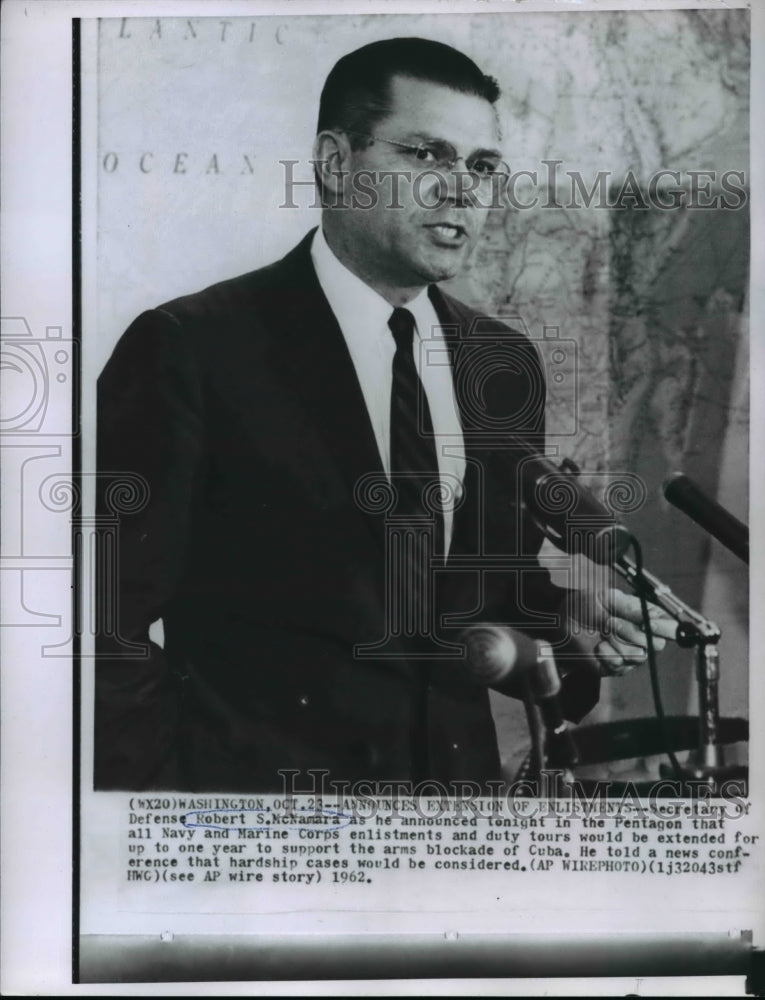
[311,227,433,342]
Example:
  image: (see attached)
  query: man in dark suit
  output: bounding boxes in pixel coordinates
[95,37,674,792]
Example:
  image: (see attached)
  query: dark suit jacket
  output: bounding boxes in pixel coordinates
[95,229,599,792]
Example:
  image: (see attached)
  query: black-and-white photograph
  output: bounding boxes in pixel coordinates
[90,9,749,796]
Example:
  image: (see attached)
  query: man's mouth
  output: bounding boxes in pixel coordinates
[425,222,469,244]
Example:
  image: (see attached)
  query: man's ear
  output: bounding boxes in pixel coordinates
[312,130,352,202]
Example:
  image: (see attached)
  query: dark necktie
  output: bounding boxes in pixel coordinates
[388,307,444,562]
[388,307,443,782]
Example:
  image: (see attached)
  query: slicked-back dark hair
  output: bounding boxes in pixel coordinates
[317,37,500,145]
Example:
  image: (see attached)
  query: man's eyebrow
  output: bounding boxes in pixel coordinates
[470,146,505,159]
[403,132,504,157]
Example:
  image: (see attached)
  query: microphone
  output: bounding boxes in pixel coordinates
[461,625,540,690]
[507,436,632,564]
[663,473,748,564]
[461,626,579,768]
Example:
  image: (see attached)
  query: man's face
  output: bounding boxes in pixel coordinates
[337,75,502,297]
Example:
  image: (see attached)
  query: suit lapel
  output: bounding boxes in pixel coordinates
[259,231,387,545]
[427,285,484,566]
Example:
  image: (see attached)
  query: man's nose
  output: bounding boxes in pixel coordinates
[441,157,481,208]
[424,156,478,208]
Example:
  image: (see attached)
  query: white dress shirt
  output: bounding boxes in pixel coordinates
[310,228,466,554]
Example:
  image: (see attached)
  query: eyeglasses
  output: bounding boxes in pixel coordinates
[341,129,510,181]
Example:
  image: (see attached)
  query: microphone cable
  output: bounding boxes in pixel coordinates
[519,694,545,785]
[626,532,684,781]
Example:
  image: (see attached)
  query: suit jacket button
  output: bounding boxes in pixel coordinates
[299,696,309,707]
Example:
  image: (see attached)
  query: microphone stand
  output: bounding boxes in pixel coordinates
[519,645,579,789]
[614,555,743,790]
[520,449,746,792]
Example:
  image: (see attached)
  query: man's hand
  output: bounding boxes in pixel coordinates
[570,588,678,677]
